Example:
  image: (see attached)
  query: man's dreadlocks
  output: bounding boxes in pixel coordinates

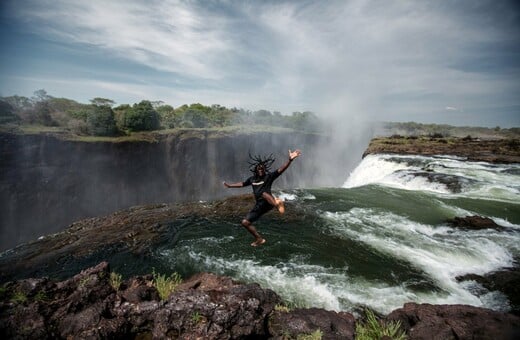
[248,152,275,174]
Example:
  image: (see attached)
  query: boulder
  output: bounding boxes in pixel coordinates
[446,215,505,231]
[386,303,520,340]
[0,262,281,339]
[268,307,356,340]
[457,267,520,316]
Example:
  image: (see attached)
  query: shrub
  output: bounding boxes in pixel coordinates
[0,100,21,124]
[87,105,118,136]
[122,100,160,131]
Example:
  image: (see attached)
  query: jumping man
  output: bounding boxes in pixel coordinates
[224,149,302,247]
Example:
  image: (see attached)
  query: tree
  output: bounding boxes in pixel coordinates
[183,108,209,128]
[122,100,160,131]
[90,97,115,107]
[33,89,51,102]
[0,100,20,124]
[157,104,177,128]
[1,95,32,111]
[32,101,56,126]
[86,105,118,136]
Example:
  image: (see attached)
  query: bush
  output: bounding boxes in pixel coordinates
[0,100,20,124]
[87,105,118,136]
[67,119,89,135]
[122,100,160,131]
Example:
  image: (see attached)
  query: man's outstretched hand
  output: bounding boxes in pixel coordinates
[289,149,302,160]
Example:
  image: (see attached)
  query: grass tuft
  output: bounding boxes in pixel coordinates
[356,309,407,340]
[152,269,182,300]
[11,291,28,304]
[110,272,122,291]
[297,329,323,340]
[274,304,291,313]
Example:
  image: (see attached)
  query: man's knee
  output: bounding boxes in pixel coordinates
[241,219,250,227]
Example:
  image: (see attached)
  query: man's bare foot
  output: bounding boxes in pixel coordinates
[275,198,285,214]
[251,238,266,247]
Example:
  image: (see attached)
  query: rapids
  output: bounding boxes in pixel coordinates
[154,154,520,314]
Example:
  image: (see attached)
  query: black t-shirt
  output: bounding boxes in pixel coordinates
[243,171,281,201]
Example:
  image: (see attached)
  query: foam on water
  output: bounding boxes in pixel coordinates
[343,154,520,202]
[320,208,517,312]
[161,248,343,311]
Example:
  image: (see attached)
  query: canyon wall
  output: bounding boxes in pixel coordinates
[0,130,367,251]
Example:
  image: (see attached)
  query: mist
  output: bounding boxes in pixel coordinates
[0,128,372,251]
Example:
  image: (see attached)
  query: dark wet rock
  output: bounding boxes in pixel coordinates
[0,261,281,339]
[457,267,520,316]
[3,262,520,339]
[399,170,469,193]
[0,194,303,283]
[268,307,356,340]
[386,302,520,340]
[446,215,506,231]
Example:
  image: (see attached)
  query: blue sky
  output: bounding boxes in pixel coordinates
[0,0,519,127]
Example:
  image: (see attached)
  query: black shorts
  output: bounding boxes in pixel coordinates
[245,200,274,223]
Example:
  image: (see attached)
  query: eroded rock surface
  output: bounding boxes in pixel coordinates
[0,261,281,339]
[386,302,520,340]
[363,136,520,163]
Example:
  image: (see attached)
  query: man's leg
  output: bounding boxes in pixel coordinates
[242,219,266,246]
[261,192,285,214]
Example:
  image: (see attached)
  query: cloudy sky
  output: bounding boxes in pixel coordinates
[0,0,519,126]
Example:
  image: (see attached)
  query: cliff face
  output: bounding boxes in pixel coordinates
[0,130,360,251]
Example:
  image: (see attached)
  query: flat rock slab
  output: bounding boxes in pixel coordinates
[386,302,520,340]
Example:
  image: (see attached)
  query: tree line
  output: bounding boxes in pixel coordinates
[0,90,322,136]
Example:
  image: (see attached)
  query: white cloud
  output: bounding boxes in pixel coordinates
[3,0,519,125]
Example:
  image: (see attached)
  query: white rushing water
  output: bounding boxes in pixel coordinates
[321,208,517,313]
[158,154,519,315]
[343,154,520,202]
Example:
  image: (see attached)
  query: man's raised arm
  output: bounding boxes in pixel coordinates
[277,149,302,174]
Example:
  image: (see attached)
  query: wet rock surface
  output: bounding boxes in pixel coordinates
[386,302,520,340]
[2,262,519,339]
[0,194,302,283]
[457,267,520,316]
[446,215,507,231]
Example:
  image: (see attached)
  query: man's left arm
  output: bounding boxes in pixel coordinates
[277,149,302,175]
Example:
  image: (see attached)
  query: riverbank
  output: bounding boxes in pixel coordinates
[363,135,520,163]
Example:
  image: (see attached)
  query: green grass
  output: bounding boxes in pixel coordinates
[356,309,407,340]
[11,291,28,304]
[152,269,182,300]
[110,272,123,291]
[191,311,203,323]
[296,329,323,340]
[34,291,49,302]
[274,304,291,313]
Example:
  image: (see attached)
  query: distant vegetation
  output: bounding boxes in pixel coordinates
[1,90,517,139]
[0,89,322,137]
[381,121,519,139]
